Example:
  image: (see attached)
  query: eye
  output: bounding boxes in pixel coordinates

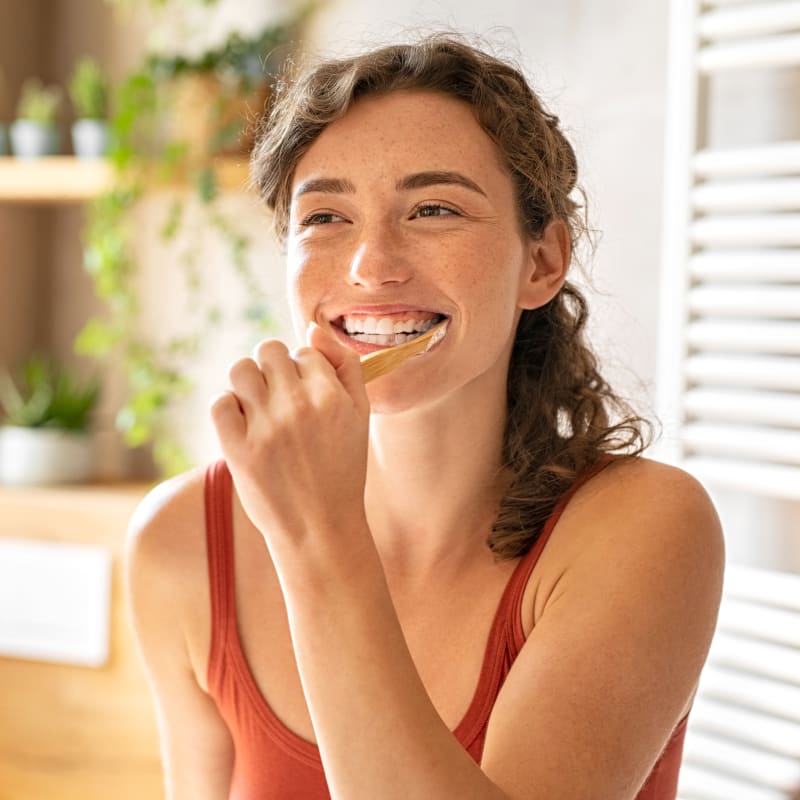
[299,211,347,226]
[412,203,459,219]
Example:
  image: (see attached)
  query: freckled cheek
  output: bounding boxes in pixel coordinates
[448,242,525,338]
[440,241,505,297]
[286,249,330,321]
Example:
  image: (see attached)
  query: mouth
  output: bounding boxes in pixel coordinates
[331,310,449,353]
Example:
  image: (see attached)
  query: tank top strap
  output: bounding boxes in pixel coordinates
[501,455,616,652]
[204,458,236,693]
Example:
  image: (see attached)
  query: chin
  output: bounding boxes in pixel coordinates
[366,387,426,416]
[365,371,463,417]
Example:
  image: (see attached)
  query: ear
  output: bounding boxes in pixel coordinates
[518,218,571,310]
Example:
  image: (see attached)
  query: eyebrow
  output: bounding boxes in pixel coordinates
[292,170,487,200]
[397,171,487,197]
[293,177,356,199]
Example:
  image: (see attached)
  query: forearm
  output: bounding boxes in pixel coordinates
[274,534,508,800]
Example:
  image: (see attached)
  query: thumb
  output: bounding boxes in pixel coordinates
[307,322,369,410]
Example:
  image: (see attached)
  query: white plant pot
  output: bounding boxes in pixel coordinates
[10,120,60,158]
[71,119,109,159]
[0,426,94,486]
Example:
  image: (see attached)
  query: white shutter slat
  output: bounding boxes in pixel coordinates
[703,0,782,6]
[691,214,800,247]
[692,178,800,212]
[708,634,800,685]
[690,698,800,757]
[687,320,800,354]
[685,456,800,500]
[681,730,800,790]
[697,665,800,720]
[684,388,800,427]
[678,763,786,800]
[698,32,800,71]
[687,285,800,316]
[694,142,800,179]
[716,600,800,648]
[724,563,800,610]
[689,250,800,282]
[682,422,800,464]
[699,2,800,41]
[685,354,800,390]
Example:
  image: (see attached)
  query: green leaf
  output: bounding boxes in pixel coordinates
[196,167,218,204]
[0,357,99,430]
[159,197,185,241]
[74,318,122,356]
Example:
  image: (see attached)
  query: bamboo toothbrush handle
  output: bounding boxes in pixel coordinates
[360,319,448,383]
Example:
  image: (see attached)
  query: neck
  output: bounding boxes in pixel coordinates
[364,380,509,580]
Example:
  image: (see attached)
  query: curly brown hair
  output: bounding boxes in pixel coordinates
[250,33,652,559]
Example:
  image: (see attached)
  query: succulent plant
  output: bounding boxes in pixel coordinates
[69,58,109,119]
[0,356,99,431]
[16,78,62,125]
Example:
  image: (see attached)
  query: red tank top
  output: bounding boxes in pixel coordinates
[204,458,687,799]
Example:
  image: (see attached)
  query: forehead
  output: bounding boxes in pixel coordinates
[291,89,508,190]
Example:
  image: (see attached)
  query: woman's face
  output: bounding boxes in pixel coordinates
[286,89,545,414]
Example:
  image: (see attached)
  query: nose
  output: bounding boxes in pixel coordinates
[347,222,413,289]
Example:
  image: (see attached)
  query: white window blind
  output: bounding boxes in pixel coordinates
[657,0,800,500]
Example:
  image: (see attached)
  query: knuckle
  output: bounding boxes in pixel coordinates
[255,338,289,362]
[293,346,327,370]
[289,389,312,413]
[293,345,316,360]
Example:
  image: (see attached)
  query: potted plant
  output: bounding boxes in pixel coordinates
[0,356,100,485]
[10,78,62,158]
[69,57,111,159]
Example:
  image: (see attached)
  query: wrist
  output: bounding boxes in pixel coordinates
[266,514,380,594]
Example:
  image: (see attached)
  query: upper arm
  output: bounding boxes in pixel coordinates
[125,473,234,800]
[480,460,724,800]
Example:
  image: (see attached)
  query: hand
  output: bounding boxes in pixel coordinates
[210,323,371,553]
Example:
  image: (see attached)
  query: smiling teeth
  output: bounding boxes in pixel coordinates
[342,316,439,347]
[342,316,436,335]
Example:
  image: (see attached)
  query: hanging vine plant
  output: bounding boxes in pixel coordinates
[76,11,312,475]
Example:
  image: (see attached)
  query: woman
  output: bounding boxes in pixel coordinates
[126,34,724,800]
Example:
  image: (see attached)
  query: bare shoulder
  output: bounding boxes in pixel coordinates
[532,455,725,634]
[563,456,723,567]
[125,466,210,664]
[577,455,719,514]
[126,466,207,571]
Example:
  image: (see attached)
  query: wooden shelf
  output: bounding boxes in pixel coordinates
[0,480,151,509]
[0,155,252,203]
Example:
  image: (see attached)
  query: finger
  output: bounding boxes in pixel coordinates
[209,391,247,454]
[253,339,299,393]
[227,357,268,422]
[306,322,369,412]
[291,345,339,396]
